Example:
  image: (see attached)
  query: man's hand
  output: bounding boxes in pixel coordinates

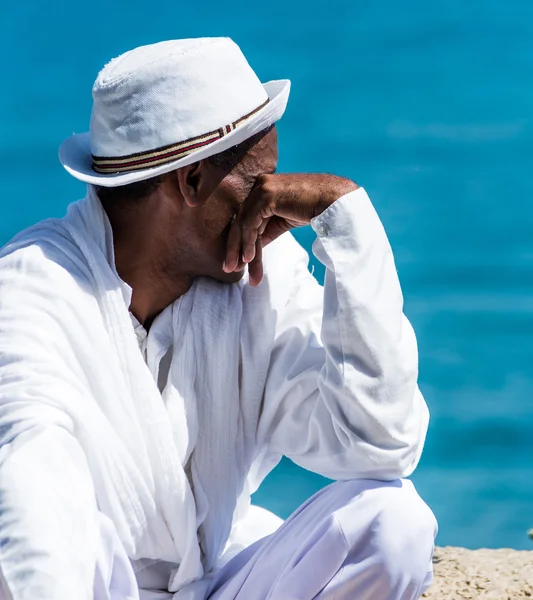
[223,173,358,286]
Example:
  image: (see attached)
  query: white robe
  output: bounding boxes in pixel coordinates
[0,187,429,599]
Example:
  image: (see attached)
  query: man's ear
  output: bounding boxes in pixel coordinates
[175,161,210,208]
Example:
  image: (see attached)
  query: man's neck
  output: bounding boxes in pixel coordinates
[102,190,196,329]
[119,264,193,330]
[108,217,193,330]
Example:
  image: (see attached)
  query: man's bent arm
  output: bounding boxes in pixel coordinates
[0,425,136,600]
[258,187,429,480]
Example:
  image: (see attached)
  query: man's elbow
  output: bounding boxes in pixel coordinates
[380,390,430,480]
[357,387,430,481]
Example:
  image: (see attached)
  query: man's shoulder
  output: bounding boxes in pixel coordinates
[0,218,91,288]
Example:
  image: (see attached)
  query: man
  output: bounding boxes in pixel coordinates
[0,37,436,600]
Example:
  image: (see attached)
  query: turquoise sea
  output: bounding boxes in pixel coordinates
[2,1,533,550]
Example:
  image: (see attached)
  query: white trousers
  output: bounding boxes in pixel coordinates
[98,479,437,600]
[206,479,436,600]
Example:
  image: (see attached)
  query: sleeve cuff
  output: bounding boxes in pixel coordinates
[310,187,368,239]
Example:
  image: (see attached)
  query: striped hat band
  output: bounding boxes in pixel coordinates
[92,98,270,174]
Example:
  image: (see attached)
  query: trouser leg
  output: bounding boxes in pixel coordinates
[207,479,437,600]
[316,479,437,599]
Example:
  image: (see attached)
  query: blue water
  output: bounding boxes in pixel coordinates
[2,0,533,550]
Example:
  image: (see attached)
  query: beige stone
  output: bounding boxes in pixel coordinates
[422,547,533,599]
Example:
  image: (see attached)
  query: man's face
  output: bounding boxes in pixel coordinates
[182,126,278,283]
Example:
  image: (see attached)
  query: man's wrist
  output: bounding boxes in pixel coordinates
[313,176,359,219]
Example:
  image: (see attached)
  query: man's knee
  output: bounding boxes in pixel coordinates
[371,480,436,559]
[334,479,437,591]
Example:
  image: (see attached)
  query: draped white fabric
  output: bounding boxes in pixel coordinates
[0,187,429,599]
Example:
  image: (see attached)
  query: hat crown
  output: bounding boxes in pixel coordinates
[89,37,268,158]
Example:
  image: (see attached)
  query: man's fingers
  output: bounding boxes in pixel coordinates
[241,223,258,264]
[248,237,263,287]
[241,203,269,263]
[224,218,242,272]
[262,217,293,246]
[225,185,274,271]
[258,218,269,237]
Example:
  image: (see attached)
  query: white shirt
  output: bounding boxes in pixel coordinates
[131,312,173,393]
[0,187,429,599]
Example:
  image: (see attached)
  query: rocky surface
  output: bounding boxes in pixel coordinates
[423,546,533,599]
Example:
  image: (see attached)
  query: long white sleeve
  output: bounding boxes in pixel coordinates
[0,425,139,600]
[0,427,94,599]
[258,187,429,480]
[0,233,141,600]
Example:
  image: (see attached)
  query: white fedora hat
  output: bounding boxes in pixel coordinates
[59,38,290,187]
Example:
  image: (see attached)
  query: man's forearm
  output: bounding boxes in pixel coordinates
[311,186,429,479]
[0,427,112,599]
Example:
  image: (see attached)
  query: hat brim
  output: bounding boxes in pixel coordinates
[58,79,290,188]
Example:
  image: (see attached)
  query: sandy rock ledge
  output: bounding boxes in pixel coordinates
[423,546,533,599]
